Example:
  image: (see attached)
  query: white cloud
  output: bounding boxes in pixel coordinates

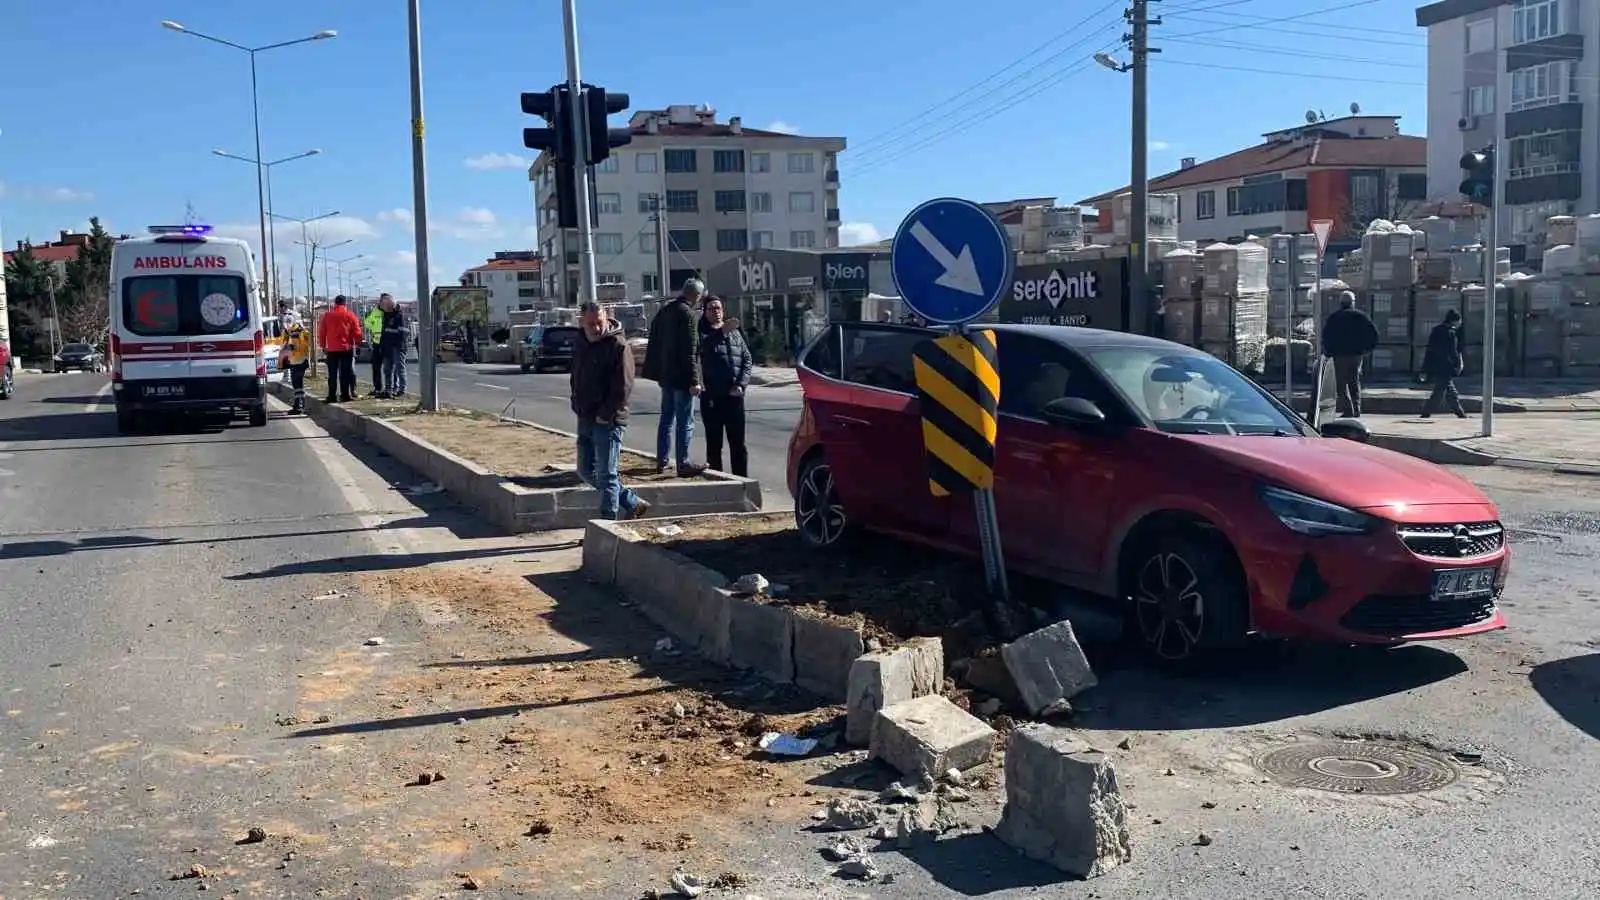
[1150,140,1173,152]
[838,222,885,246]
[429,207,504,240]
[464,152,530,171]
[766,120,799,134]
[458,207,496,225]
[0,183,94,202]
[377,207,414,226]
[215,215,379,256]
[51,187,95,202]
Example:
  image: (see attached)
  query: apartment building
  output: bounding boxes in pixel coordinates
[459,250,542,325]
[1080,115,1427,252]
[1418,0,1595,245]
[529,105,845,303]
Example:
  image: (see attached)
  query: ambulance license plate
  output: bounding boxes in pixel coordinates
[143,384,185,398]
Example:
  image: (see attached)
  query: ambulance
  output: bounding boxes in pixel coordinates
[108,225,270,432]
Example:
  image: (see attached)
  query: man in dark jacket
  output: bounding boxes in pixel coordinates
[571,302,649,520]
[1320,290,1380,417]
[642,277,704,476]
[1420,308,1468,418]
[697,296,753,476]
[379,294,410,398]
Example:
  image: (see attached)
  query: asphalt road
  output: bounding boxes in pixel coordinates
[417,361,803,508]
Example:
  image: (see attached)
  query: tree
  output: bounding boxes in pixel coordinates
[58,293,109,346]
[3,244,60,359]
[59,217,115,314]
[1337,179,1427,239]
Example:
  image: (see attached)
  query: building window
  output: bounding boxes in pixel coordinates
[751,152,771,173]
[641,232,656,254]
[751,192,773,213]
[1511,200,1572,240]
[596,156,619,173]
[1395,173,1429,201]
[1465,18,1495,54]
[717,229,750,252]
[598,273,625,286]
[636,152,658,173]
[1510,60,1578,111]
[787,152,815,174]
[790,230,816,249]
[789,191,816,213]
[1512,0,1565,45]
[518,287,540,298]
[517,271,538,282]
[665,190,699,214]
[664,148,697,173]
[753,230,774,249]
[1225,174,1289,216]
[1195,190,1215,220]
[715,190,747,213]
[713,149,745,173]
[642,272,661,293]
[1467,85,1496,117]
[595,233,625,255]
[669,229,701,252]
[1509,130,1582,179]
[638,192,660,214]
[595,192,622,215]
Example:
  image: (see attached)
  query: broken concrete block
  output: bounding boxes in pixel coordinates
[870,694,995,777]
[995,724,1130,878]
[792,615,866,701]
[844,637,944,746]
[1000,620,1097,716]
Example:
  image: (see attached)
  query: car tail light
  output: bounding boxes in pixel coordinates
[109,334,123,382]
[254,330,266,377]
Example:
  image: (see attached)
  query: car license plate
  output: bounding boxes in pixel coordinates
[1432,567,1496,600]
[144,384,185,398]
[266,357,279,371]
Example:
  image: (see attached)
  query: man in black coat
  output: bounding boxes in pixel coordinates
[697,296,753,476]
[570,302,650,519]
[642,278,705,476]
[1320,290,1380,417]
[1420,308,1468,418]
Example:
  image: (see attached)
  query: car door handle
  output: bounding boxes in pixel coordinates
[833,415,871,428]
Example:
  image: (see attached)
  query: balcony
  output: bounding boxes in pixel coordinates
[825,169,839,184]
[826,208,841,223]
[1506,101,1582,139]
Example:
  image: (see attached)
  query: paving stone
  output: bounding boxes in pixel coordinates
[844,637,944,746]
[1000,620,1098,716]
[994,724,1131,878]
[870,694,994,777]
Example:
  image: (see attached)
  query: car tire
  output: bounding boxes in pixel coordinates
[794,454,856,550]
[1127,530,1250,663]
[521,363,532,373]
[248,405,268,428]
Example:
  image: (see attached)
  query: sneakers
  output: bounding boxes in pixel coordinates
[676,463,706,478]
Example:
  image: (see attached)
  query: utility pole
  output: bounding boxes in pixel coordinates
[1482,135,1502,437]
[560,0,598,306]
[407,0,438,411]
[652,196,670,298]
[1127,0,1161,326]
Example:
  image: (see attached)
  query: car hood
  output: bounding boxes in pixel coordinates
[1173,434,1490,509]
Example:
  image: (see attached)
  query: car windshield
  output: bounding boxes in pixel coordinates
[1086,346,1308,436]
[63,343,93,354]
[121,275,250,337]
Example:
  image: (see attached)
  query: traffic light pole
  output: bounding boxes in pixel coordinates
[1481,134,1502,438]
[407,0,438,411]
[560,0,599,306]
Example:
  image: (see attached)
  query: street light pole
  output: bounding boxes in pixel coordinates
[162,20,336,300]
[213,147,321,303]
[274,209,340,365]
[407,0,439,411]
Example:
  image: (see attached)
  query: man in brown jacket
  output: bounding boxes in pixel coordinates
[570,302,649,520]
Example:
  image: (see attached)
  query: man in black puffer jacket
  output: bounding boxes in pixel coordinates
[1320,290,1380,417]
[697,295,753,476]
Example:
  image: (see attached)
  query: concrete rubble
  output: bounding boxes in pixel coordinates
[844,636,945,746]
[994,724,1131,878]
[870,694,996,777]
[999,620,1098,717]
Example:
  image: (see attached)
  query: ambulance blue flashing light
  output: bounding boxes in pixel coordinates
[148,224,214,236]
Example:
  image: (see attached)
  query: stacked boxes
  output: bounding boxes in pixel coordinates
[1337,248,1366,291]
[1160,248,1203,347]
[1565,304,1600,378]
[1365,289,1413,376]
[1362,229,1418,289]
[1461,285,1513,377]
[1266,233,1319,336]
[1198,241,1269,372]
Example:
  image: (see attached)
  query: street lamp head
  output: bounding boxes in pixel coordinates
[160,20,185,31]
[212,149,227,156]
[1093,52,1122,71]
[313,30,338,39]
[307,149,323,156]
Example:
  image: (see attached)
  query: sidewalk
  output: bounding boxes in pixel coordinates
[1273,376,1600,414]
[1365,411,1600,475]
[748,364,799,388]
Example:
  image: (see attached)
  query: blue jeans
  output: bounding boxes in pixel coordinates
[576,419,641,520]
[655,388,695,468]
[383,345,408,395]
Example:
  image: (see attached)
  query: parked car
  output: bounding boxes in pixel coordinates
[520,325,582,373]
[786,323,1509,661]
[53,342,106,373]
[626,331,649,377]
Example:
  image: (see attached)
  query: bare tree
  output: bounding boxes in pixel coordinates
[58,295,110,347]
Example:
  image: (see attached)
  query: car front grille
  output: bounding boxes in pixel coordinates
[1340,592,1500,637]
[1396,521,1504,559]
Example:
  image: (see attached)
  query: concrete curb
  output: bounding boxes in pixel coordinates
[271,383,762,532]
[1367,430,1600,476]
[581,512,865,701]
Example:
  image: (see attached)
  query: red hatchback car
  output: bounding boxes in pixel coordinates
[786,323,1509,660]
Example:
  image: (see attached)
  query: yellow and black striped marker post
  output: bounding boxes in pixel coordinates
[911,329,1000,496]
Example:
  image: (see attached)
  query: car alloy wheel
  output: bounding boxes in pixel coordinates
[795,458,848,548]
[1134,551,1207,660]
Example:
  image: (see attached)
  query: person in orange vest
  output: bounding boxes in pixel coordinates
[318,296,363,403]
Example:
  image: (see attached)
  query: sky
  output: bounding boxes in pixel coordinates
[0,0,1428,302]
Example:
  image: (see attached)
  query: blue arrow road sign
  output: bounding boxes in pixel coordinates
[891,197,1014,326]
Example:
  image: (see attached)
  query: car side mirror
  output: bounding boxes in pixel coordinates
[1041,396,1109,428]
[1320,417,1371,443]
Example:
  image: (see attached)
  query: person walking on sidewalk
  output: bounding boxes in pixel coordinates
[570,302,650,520]
[697,296,753,476]
[642,277,705,476]
[1321,290,1380,417]
[279,312,312,414]
[1420,308,1468,419]
[319,296,362,403]
[379,294,409,398]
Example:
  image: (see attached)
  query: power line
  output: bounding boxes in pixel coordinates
[1156,57,1424,86]
[1165,19,1425,46]
[847,0,1125,158]
[1162,35,1423,67]
[1166,0,1392,41]
[1165,3,1423,38]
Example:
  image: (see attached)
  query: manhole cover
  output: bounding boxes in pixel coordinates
[1255,741,1460,795]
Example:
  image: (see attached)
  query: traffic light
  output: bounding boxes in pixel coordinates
[522,85,579,229]
[1459,147,1495,205]
[583,87,633,166]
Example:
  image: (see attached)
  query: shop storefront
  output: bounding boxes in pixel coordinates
[995,258,1144,335]
[704,248,887,364]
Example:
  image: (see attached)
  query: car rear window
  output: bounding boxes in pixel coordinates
[63,343,94,354]
[542,327,580,346]
[122,275,250,337]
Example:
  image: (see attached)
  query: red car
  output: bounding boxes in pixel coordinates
[786,323,1508,660]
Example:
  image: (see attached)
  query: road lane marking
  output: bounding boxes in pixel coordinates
[83,382,113,414]
[474,382,510,391]
[441,376,458,382]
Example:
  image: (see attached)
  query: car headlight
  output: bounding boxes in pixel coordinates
[1259,485,1377,536]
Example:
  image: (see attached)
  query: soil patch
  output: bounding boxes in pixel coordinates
[384,411,698,485]
[647,515,1041,661]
